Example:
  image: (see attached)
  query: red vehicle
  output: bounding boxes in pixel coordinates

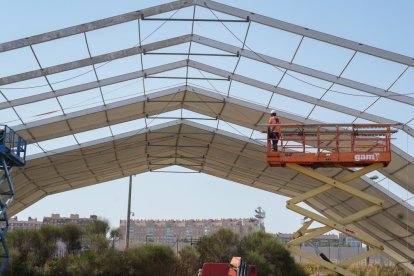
[200,257,258,276]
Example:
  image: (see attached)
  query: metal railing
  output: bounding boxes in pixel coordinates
[267,124,395,167]
[0,125,27,166]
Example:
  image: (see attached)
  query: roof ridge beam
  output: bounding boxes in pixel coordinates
[0,35,192,86]
[13,84,319,144]
[192,34,414,106]
[195,0,414,67]
[0,0,195,53]
[24,118,254,160]
[13,85,187,134]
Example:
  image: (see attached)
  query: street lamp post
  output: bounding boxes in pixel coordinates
[125,175,133,249]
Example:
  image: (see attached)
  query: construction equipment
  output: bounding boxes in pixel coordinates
[0,125,27,272]
[267,124,393,168]
[200,257,258,276]
[267,124,395,276]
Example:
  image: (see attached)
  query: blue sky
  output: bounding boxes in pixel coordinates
[1,0,413,233]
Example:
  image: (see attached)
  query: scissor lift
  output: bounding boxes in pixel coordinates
[0,125,27,272]
[267,124,394,276]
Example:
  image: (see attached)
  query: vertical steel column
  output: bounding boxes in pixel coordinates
[0,125,26,272]
[0,157,13,272]
[125,175,132,250]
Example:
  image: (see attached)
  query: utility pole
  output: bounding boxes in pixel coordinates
[125,175,133,250]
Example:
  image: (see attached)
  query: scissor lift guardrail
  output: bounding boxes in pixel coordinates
[267,124,395,276]
[0,125,27,273]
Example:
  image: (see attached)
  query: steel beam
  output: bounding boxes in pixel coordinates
[188,60,414,136]
[192,34,414,106]
[12,86,186,139]
[3,33,413,111]
[289,225,331,246]
[340,248,382,268]
[3,0,412,68]
[9,81,414,193]
[0,0,195,53]
[288,246,356,276]
[0,35,192,86]
[195,0,414,67]
[0,60,188,110]
[4,56,413,139]
[12,84,317,143]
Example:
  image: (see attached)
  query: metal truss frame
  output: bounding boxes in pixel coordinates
[2,33,413,108]
[3,58,412,138]
[1,0,413,273]
[1,41,413,137]
[1,0,413,68]
[10,83,414,197]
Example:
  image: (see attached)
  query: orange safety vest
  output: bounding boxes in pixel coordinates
[268,116,282,133]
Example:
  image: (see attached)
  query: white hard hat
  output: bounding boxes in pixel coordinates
[270,110,276,114]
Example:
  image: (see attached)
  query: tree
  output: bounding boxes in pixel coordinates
[177,246,201,276]
[89,234,109,252]
[196,228,240,263]
[39,224,62,259]
[109,228,122,249]
[5,230,43,275]
[239,231,307,276]
[61,224,82,254]
[66,245,179,275]
[85,219,109,236]
[194,230,306,276]
[123,245,178,276]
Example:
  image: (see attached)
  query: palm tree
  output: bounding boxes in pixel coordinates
[109,228,122,249]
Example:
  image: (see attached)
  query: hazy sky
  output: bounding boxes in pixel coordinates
[1,0,413,234]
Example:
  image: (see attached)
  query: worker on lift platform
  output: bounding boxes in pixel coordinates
[268,110,282,151]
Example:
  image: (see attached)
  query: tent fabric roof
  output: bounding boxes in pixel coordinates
[1,0,413,272]
[10,119,414,270]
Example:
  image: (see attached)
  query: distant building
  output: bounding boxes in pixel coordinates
[277,233,339,247]
[9,216,42,231]
[9,214,99,231]
[277,233,363,248]
[119,218,261,249]
[43,214,98,227]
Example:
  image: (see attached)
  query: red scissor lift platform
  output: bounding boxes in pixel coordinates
[267,124,393,168]
[266,124,395,275]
